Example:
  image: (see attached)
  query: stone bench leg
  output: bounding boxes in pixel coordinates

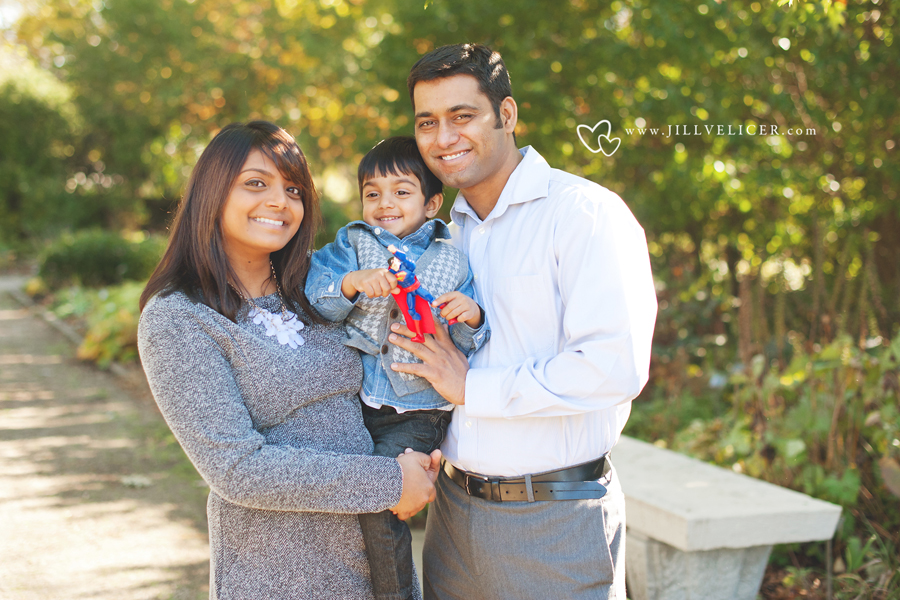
[625,531,772,600]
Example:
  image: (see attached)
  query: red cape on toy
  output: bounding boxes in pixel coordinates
[392,291,435,342]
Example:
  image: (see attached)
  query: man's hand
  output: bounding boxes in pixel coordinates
[389,321,468,405]
[399,447,442,484]
[433,291,483,328]
[341,269,398,300]
[391,449,442,521]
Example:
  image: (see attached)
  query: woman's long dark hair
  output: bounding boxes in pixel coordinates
[139,121,323,323]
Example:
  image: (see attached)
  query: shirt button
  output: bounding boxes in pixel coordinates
[402,245,409,252]
[473,274,478,280]
[479,227,485,234]
[465,421,472,428]
[374,227,382,234]
[327,283,335,292]
[381,345,389,354]
[390,309,399,319]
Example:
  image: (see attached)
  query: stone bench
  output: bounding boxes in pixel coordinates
[614,436,842,600]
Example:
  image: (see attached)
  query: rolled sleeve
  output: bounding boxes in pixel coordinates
[450,317,490,357]
[307,273,358,321]
[306,225,361,322]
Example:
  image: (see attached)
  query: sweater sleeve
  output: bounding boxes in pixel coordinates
[137,296,403,514]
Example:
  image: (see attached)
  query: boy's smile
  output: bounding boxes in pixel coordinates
[361,170,442,239]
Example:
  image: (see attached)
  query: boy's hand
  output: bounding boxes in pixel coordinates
[341,269,398,300]
[433,291,483,328]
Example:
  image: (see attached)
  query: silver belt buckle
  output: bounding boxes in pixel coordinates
[465,472,489,496]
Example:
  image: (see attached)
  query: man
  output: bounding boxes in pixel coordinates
[388,43,657,599]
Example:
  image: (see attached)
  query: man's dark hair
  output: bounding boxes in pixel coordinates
[407,43,512,128]
[358,136,443,202]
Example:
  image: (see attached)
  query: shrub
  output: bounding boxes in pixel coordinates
[48,281,144,367]
[0,62,78,242]
[38,230,165,288]
[632,336,900,599]
[75,282,144,367]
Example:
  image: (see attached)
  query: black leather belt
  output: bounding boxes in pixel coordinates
[443,456,611,502]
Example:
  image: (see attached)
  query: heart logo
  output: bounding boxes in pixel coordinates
[577,120,621,156]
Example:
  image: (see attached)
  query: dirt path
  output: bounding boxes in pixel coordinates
[0,276,210,600]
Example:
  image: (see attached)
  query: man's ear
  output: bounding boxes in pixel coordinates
[499,96,518,133]
[425,192,444,218]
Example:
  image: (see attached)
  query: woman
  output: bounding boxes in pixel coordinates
[137,121,438,599]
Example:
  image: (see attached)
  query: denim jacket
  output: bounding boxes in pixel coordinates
[306,219,490,410]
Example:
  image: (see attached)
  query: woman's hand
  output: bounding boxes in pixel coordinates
[391,449,442,521]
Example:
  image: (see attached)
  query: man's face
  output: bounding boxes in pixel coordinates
[413,75,514,196]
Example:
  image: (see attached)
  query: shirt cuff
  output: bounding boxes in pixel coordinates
[463,366,510,419]
[449,317,489,354]
[310,274,358,318]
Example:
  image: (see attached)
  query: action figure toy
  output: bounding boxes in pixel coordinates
[387,244,456,343]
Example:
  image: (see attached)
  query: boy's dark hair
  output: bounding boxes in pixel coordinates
[358,136,443,202]
[407,43,512,128]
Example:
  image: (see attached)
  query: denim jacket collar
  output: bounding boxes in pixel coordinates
[344,219,452,257]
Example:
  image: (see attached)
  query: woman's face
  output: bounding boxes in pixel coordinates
[220,149,305,262]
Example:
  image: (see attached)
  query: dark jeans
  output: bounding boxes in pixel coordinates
[359,402,452,600]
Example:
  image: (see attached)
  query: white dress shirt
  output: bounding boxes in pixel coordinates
[444,147,657,477]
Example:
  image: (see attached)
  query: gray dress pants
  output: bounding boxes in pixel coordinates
[422,464,626,600]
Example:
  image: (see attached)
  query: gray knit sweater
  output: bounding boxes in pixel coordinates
[138,291,408,600]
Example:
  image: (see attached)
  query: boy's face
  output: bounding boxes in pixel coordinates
[361,170,442,239]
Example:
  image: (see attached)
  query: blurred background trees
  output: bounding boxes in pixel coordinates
[4,0,897,342]
[1,0,897,595]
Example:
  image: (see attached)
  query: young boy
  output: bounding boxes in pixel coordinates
[305,136,489,600]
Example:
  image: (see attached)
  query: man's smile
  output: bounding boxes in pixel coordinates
[439,150,471,161]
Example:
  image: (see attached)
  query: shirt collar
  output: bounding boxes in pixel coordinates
[346,218,452,247]
[449,146,551,225]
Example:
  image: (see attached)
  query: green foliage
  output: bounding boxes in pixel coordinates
[0,49,140,242]
[10,1,899,341]
[38,230,165,288]
[0,55,77,242]
[9,1,898,595]
[76,282,144,367]
[844,531,877,575]
[632,336,900,597]
[834,520,900,599]
[374,0,899,346]
[315,193,361,250]
[49,281,144,367]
